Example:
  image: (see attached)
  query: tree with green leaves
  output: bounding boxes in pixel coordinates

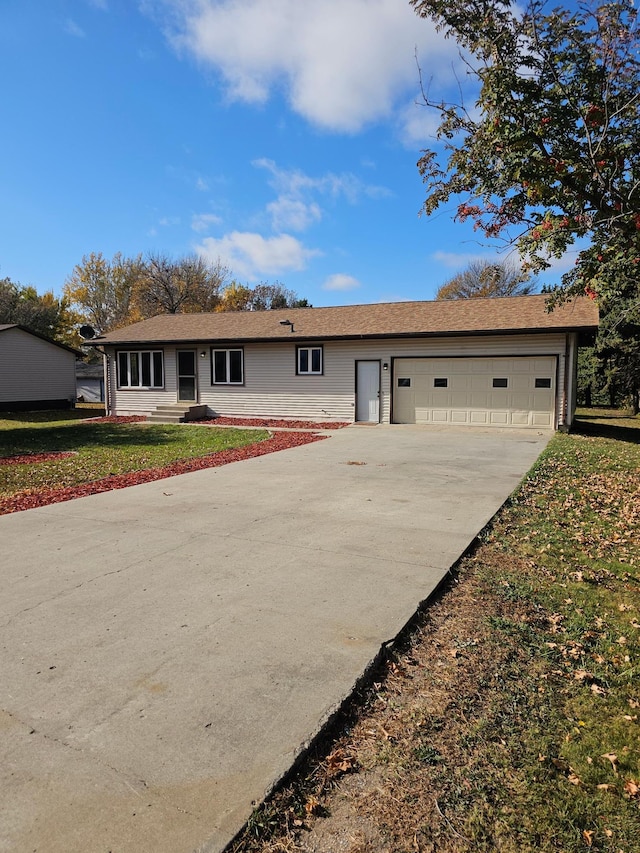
[412,0,640,408]
[436,259,537,300]
[63,252,144,333]
[0,277,81,347]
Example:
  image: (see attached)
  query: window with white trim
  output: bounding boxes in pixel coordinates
[212,348,244,384]
[297,345,323,375]
[117,351,164,388]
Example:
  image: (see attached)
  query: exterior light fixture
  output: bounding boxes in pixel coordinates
[383,362,389,371]
[200,351,207,358]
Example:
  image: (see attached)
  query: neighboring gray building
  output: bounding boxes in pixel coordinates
[92,295,599,430]
[76,362,105,403]
[0,324,80,411]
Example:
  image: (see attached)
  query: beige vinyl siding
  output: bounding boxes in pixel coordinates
[107,333,569,426]
[0,327,76,404]
[107,348,178,415]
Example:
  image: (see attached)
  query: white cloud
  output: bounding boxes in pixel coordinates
[399,99,444,146]
[162,0,457,132]
[196,231,320,279]
[253,158,390,232]
[64,19,86,38]
[432,250,490,270]
[266,197,321,232]
[195,176,209,191]
[322,273,361,292]
[255,158,386,203]
[191,212,222,233]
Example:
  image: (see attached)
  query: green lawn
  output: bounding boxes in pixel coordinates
[0,411,268,498]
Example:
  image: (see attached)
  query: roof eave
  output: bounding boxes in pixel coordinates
[94,325,598,348]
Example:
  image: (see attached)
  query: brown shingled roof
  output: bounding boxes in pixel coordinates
[93,295,598,346]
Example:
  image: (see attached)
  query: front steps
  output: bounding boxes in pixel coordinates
[147,404,208,424]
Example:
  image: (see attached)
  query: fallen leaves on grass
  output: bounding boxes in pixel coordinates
[325,748,357,778]
[0,431,325,515]
[624,779,640,798]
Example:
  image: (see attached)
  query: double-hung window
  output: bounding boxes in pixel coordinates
[117,351,164,388]
[212,348,244,384]
[297,345,323,375]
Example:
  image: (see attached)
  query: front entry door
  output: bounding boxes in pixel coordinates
[356,360,380,422]
[177,350,197,402]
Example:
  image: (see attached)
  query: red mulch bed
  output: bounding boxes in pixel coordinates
[0,431,326,516]
[197,416,350,429]
[0,451,77,465]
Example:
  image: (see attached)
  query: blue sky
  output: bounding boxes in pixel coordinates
[0,0,575,307]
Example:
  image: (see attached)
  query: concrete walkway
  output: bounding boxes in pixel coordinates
[0,425,551,853]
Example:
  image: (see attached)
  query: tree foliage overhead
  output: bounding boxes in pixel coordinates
[64,252,311,333]
[63,252,144,334]
[0,277,81,347]
[216,280,311,312]
[412,1,639,315]
[137,253,230,317]
[436,259,537,300]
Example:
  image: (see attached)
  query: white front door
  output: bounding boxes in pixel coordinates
[356,361,380,422]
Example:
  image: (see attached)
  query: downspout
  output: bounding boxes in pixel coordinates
[95,347,111,416]
[563,333,578,430]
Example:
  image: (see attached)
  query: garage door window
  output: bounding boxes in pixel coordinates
[397,378,411,387]
[493,378,508,388]
[535,377,552,388]
[434,378,448,388]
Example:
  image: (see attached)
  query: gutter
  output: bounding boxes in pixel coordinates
[90,326,599,349]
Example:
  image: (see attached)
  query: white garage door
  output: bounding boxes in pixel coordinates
[393,356,557,428]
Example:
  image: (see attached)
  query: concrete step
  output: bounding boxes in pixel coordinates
[146,404,207,424]
[147,414,186,424]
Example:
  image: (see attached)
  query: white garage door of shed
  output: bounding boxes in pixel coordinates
[393,356,557,428]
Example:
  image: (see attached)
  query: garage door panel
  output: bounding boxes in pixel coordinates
[451,392,470,407]
[393,356,556,429]
[511,393,532,409]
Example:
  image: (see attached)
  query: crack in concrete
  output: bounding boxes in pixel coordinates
[0,534,211,630]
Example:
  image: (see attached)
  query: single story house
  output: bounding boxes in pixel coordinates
[92,295,599,430]
[0,324,81,412]
[76,361,105,403]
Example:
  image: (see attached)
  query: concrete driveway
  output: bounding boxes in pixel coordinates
[0,425,551,853]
